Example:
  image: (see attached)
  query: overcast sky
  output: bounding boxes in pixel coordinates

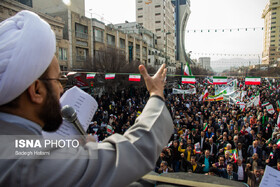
[85,0,269,63]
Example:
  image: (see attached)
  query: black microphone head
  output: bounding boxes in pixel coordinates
[61,105,77,122]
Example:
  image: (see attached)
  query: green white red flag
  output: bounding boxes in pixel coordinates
[129,74,141,82]
[105,73,115,80]
[213,77,227,85]
[245,77,261,85]
[270,152,274,159]
[184,62,192,76]
[182,76,196,84]
[203,123,208,131]
[86,73,96,79]
[203,89,209,102]
[232,149,237,163]
[277,139,280,148]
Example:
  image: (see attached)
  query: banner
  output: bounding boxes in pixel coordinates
[224,90,240,102]
[215,79,237,95]
[172,88,196,95]
[206,90,227,101]
[246,94,260,108]
[266,104,275,114]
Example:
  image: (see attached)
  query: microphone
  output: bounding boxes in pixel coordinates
[61,105,87,137]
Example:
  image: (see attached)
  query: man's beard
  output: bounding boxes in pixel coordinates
[40,82,63,132]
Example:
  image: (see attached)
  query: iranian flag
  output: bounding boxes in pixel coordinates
[245,77,261,85]
[189,84,195,88]
[105,73,115,80]
[184,62,192,76]
[203,89,209,102]
[129,74,141,82]
[86,73,96,79]
[277,139,280,148]
[261,102,270,107]
[232,149,237,163]
[270,152,274,159]
[207,79,213,85]
[182,76,196,84]
[213,77,227,85]
[203,123,208,131]
[107,125,114,134]
[277,112,280,129]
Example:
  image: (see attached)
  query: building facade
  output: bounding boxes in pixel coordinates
[262,0,280,65]
[171,0,191,66]
[198,57,211,70]
[0,0,70,71]
[136,0,176,70]
[114,22,174,72]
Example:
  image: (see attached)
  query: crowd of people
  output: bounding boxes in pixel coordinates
[86,78,280,187]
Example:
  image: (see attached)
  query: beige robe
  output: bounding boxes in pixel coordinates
[0,97,173,187]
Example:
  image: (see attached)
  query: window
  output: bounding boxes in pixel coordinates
[94,29,104,42]
[138,0,142,3]
[155,21,161,23]
[138,8,143,10]
[75,23,88,39]
[272,31,276,33]
[272,22,276,24]
[272,17,277,19]
[273,2,278,5]
[271,40,275,42]
[107,34,115,46]
[138,15,143,18]
[155,28,161,32]
[272,35,276,37]
[272,8,277,10]
[272,12,277,15]
[120,38,125,49]
[142,47,147,56]
[76,47,88,61]
[155,13,161,16]
[59,48,67,61]
[155,5,161,8]
[136,44,140,52]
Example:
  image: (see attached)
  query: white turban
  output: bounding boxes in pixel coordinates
[0,10,56,105]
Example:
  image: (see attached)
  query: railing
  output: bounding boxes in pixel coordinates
[75,31,88,39]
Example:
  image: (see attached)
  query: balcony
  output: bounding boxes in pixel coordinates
[75,31,88,40]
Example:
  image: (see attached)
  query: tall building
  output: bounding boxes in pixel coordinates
[198,57,211,70]
[33,0,91,70]
[33,0,85,16]
[262,0,280,65]
[136,0,176,69]
[114,22,173,72]
[0,0,70,71]
[171,0,191,65]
